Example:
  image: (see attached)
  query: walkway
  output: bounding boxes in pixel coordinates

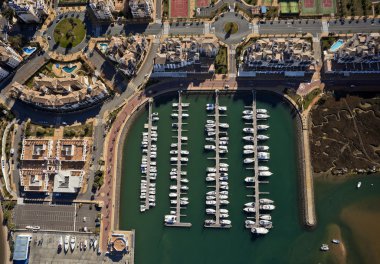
[1,119,17,198]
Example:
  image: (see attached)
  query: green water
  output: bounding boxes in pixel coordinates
[119,92,380,264]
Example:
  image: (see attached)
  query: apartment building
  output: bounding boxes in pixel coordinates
[89,0,115,21]
[0,67,9,81]
[8,0,49,23]
[129,0,153,18]
[0,41,23,69]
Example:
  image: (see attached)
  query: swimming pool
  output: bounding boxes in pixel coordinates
[99,43,108,53]
[22,46,37,55]
[330,39,344,52]
[62,65,77,73]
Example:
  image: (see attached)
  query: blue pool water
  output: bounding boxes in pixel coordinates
[99,43,108,52]
[330,39,344,52]
[23,46,37,55]
[62,65,77,73]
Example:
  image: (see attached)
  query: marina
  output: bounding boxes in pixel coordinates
[139,99,158,212]
[165,92,192,227]
[204,91,231,228]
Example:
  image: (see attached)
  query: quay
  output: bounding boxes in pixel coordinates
[206,91,231,229]
[166,92,191,228]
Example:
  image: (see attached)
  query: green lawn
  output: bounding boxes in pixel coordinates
[63,122,93,138]
[215,46,228,74]
[224,22,239,34]
[53,18,86,48]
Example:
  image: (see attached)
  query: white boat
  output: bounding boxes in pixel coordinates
[244,145,254,150]
[258,166,269,171]
[244,158,255,164]
[219,195,228,200]
[164,215,177,224]
[357,181,362,188]
[245,177,255,183]
[172,103,178,107]
[245,220,255,226]
[170,175,177,180]
[251,227,269,234]
[260,214,272,220]
[93,240,98,251]
[257,114,270,119]
[207,167,216,172]
[70,236,76,251]
[206,120,215,124]
[206,177,215,181]
[220,213,229,218]
[243,127,254,134]
[206,200,216,205]
[220,182,228,186]
[220,200,229,204]
[245,202,255,207]
[219,123,229,128]
[205,219,215,225]
[169,193,177,197]
[220,219,231,225]
[219,141,228,145]
[220,163,229,168]
[206,208,216,214]
[257,135,269,140]
[259,220,272,226]
[181,136,188,141]
[180,200,189,205]
[332,239,340,244]
[170,185,177,190]
[84,240,88,250]
[181,186,189,190]
[140,205,147,212]
[242,115,253,120]
[181,103,190,107]
[59,236,63,250]
[220,149,228,154]
[171,113,178,118]
[219,177,228,181]
[208,132,216,136]
[219,146,228,150]
[182,113,189,118]
[244,207,256,213]
[243,110,253,115]
[259,198,274,204]
[181,179,189,183]
[220,191,228,195]
[180,157,188,162]
[205,123,215,128]
[208,173,216,177]
[204,145,216,150]
[260,204,276,210]
[170,157,178,162]
[207,191,216,195]
[220,137,229,141]
[257,109,267,114]
[259,171,272,177]
[220,185,229,190]
[320,244,329,251]
[171,143,177,148]
[219,106,227,111]
[206,105,215,111]
[244,149,254,154]
[170,150,178,155]
[243,136,254,141]
[257,125,269,130]
[170,200,177,205]
[258,152,270,160]
[220,209,229,213]
[205,137,215,142]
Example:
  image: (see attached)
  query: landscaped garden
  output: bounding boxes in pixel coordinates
[223,22,239,35]
[53,18,86,48]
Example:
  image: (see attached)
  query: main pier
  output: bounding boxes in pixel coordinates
[167,92,191,227]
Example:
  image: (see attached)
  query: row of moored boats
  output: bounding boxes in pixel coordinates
[60,235,98,253]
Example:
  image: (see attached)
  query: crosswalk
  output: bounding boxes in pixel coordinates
[204,22,210,34]
[253,24,259,35]
[322,21,329,33]
[163,23,170,35]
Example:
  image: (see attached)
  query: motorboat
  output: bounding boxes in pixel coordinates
[219,106,227,111]
[259,198,274,204]
[205,219,215,225]
[208,132,216,136]
[219,195,228,199]
[140,205,147,212]
[172,123,178,128]
[205,145,216,150]
[258,166,269,171]
[180,157,188,162]
[170,200,177,205]
[170,157,178,162]
[243,136,254,141]
[80,242,83,251]
[220,167,228,172]
[170,185,177,190]
[207,120,215,124]
[251,227,269,234]
[181,179,189,183]
[257,135,269,140]
[181,103,190,107]
[182,113,189,118]
[220,214,229,218]
[206,196,216,200]
[245,202,255,207]
[244,207,256,213]
[170,175,177,180]
[220,219,231,225]
[84,240,88,250]
[207,167,216,172]
[219,141,228,145]
[220,149,228,154]
[170,150,178,155]
[219,177,228,181]
[180,200,189,205]
[244,149,254,154]
[219,123,229,128]
[220,209,229,213]
[93,240,98,251]
[259,171,273,177]
[219,146,228,150]
[206,177,216,182]
[260,215,272,220]
[320,244,329,251]
[244,158,255,164]
[181,136,188,141]
[208,173,216,177]
[257,125,269,130]
[220,182,228,186]
[181,171,187,176]
[257,109,267,114]
[260,204,275,210]
[245,177,255,183]
[220,191,228,195]
[220,137,229,141]
[206,208,216,214]
[220,173,228,177]
[164,215,177,224]
[171,113,178,118]
[243,110,253,115]
[220,185,229,190]
[220,200,229,204]
[243,128,254,134]
[205,123,216,128]
[259,220,272,227]
[169,193,177,197]
[206,137,215,142]
[245,220,255,226]
[242,115,253,120]
[258,152,270,160]
[207,191,216,195]
[206,200,216,205]
[257,114,270,119]
[332,239,340,244]
[152,117,159,121]
[205,127,215,132]
[244,145,254,150]
[206,104,215,111]
[172,103,178,107]
[70,236,76,251]
[171,143,177,148]
[181,186,189,190]
[58,236,63,250]
[357,181,362,188]
[220,163,229,168]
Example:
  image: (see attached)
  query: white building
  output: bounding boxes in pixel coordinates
[0,66,9,81]
[0,41,23,68]
[89,0,115,21]
[129,0,153,18]
[8,0,49,23]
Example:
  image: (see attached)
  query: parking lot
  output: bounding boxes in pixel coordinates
[14,203,99,232]
[25,232,105,264]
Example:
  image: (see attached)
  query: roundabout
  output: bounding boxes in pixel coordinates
[212,12,251,45]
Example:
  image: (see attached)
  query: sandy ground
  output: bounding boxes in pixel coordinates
[340,198,380,264]
[325,224,347,264]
